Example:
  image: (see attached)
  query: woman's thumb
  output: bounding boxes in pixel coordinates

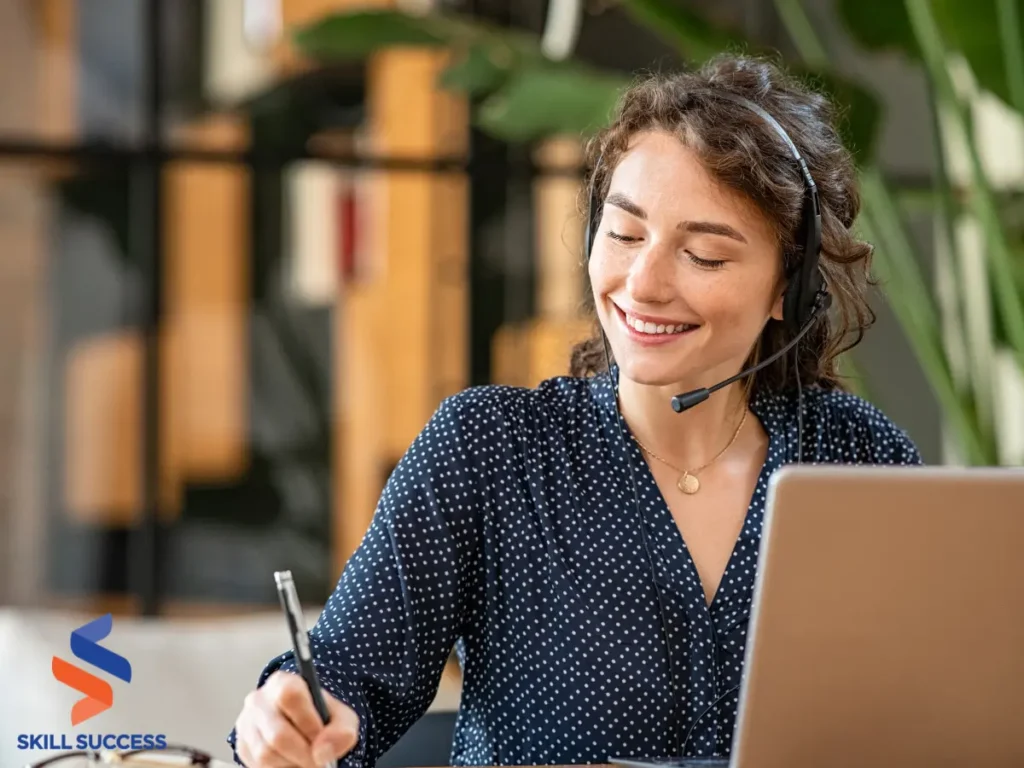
[312,698,360,765]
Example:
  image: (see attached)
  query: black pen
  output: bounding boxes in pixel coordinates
[274,570,334,768]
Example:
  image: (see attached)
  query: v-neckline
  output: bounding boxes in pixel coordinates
[594,367,786,615]
[624,414,781,612]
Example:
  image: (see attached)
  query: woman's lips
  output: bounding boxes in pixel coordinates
[613,304,699,346]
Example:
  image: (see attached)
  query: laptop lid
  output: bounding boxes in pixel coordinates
[730,465,1024,768]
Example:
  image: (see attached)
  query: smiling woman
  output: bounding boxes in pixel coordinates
[228,54,922,768]
[571,55,876,398]
[589,131,785,389]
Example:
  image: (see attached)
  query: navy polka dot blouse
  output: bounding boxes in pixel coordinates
[229,367,921,767]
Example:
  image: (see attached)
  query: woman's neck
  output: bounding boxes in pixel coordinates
[616,372,751,472]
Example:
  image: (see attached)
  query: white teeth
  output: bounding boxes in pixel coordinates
[624,314,695,335]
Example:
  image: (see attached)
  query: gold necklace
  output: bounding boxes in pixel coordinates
[632,409,748,495]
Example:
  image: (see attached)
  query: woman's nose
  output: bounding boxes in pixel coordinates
[626,243,677,304]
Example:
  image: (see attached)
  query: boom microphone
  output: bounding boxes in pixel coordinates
[670,292,831,413]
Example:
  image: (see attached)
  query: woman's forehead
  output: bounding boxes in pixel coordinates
[607,130,777,244]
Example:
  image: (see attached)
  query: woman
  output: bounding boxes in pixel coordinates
[230,54,921,768]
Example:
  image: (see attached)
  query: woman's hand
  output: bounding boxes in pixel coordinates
[234,670,360,768]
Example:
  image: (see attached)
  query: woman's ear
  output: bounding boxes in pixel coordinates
[770,282,786,322]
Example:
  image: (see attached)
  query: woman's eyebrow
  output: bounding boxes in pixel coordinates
[679,220,748,244]
[605,192,747,244]
[605,192,647,219]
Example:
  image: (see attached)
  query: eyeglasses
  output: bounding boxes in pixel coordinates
[23,744,213,767]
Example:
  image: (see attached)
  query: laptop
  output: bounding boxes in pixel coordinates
[613,465,1024,768]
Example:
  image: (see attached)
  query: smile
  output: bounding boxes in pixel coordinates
[613,304,700,344]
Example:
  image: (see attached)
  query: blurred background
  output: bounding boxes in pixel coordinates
[0,0,1022,763]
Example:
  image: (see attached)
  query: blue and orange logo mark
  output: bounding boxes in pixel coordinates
[51,614,132,725]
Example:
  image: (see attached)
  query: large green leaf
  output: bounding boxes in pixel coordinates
[294,9,547,67]
[438,43,513,96]
[837,0,1024,110]
[293,10,452,58]
[835,0,916,53]
[292,7,628,142]
[476,65,627,142]
[618,0,759,62]
[997,0,1024,114]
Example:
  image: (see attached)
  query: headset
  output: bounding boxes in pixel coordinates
[583,90,831,758]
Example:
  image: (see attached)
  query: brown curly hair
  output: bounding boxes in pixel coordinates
[569,53,876,397]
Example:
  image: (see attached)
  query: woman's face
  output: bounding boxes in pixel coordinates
[589,129,785,390]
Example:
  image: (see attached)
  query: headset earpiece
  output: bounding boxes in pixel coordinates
[781,184,824,336]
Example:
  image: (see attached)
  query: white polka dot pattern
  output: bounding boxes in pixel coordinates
[228,367,922,767]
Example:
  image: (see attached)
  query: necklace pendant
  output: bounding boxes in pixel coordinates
[678,472,700,495]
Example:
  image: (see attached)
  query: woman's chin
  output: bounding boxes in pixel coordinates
[615,357,695,388]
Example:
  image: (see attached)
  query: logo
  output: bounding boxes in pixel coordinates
[16,614,166,754]
[51,614,132,726]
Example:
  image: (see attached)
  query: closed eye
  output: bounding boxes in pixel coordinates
[687,252,726,270]
[607,231,727,269]
[606,230,639,244]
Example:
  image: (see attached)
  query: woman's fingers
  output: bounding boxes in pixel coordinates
[253,690,320,768]
[266,671,325,743]
[235,680,318,768]
[236,700,291,768]
[310,694,361,765]
[235,671,361,767]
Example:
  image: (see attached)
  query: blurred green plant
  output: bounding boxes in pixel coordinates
[291,6,880,153]
[291,0,1024,465]
[293,8,627,142]
[776,0,1024,465]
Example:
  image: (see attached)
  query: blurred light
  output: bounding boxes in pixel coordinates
[242,0,282,52]
[397,0,437,12]
[541,0,584,61]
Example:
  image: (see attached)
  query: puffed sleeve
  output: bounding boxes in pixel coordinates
[877,420,923,466]
[228,394,485,767]
[804,389,924,466]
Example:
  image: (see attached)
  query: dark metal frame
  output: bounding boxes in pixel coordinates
[131,0,162,618]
